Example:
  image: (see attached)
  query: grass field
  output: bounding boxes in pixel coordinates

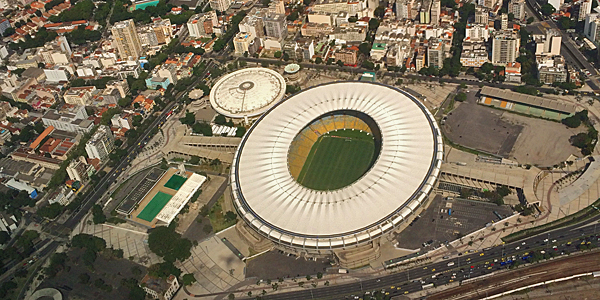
[137,192,172,222]
[164,174,188,190]
[297,129,375,191]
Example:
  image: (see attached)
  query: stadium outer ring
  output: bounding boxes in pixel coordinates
[231,81,444,252]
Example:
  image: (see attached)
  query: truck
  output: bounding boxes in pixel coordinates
[448,209,452,216]
[447,261,455,267]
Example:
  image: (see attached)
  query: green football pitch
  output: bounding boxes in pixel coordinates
[297,129,376,191]
[137,192,172,222]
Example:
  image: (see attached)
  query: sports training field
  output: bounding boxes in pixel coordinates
[164,174,188,190]
[137,192,172,222]
[297,129,376,191]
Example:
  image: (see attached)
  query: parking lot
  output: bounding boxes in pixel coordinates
[443,90,523,157]
[396,195,514,250]
[246,251,332,280]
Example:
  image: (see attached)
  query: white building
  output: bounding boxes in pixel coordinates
[44,68,70,83]
[509,0,525,20]
[491,30,520,65]
[209,0,232,12]
[585,14,600,44]
[548,0,563,10]
[85,125,115,161]
[578,0,593,21]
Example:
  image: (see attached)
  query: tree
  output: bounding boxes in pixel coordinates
[337,60,344,67]
[228,293,235,300]
[562,110,588,128]
[189,155,200,164]
[214,114,227,125]
[274,51,282,58]
[358,42,371,56]
[368,18,379,32]
[148,261,182,279]
[527,16,534,24]
[182,273,197,285]
[118,97,132,108]
[315,57,323,64]
[179,111,196,125]
[71,234,107,253]
[0,231,9,245]
[79,273,90,284]
[147,226,193,262]
[558,16,575,29]
[540,3,556,16]
[508,13,514,21]
[37,203,63,219]
[235,126,246,137]
[92,204,106,224]
[455,92,467,102]
[374,6,385,18]
[224,211,237,222]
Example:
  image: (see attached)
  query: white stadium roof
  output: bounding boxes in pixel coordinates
[156,173,206,224]
[231,82,443,250]
[209,68,286,119]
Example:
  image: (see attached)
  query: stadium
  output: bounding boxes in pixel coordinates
[209,67,286,121]
[231,82,443,265]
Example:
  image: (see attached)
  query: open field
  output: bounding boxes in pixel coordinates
[297,129,375,191]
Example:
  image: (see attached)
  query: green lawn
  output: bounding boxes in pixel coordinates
[137,192,172,222]
[297,129,375,191]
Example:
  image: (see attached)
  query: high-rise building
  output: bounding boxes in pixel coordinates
[465,23,490,41]
[420,0,431,24]
[475,6,489,24]
[210,0,232,12]
[111,19,144,60]
[427,39,445,68]
[264,14,287,40]
[234,32,259,55]
[85,125,115,161]
[577,0,592,21]
[152,18,173,45]
[430,0,441,25]
[269,0,285,14]
[491,30,520,65]
[187,11,218,38]
[584,14,600,44]
[508,0,525,20]
[239,11,265,40]
[501,13,508,30]
[534,29,561,56]
[395,0,411,20]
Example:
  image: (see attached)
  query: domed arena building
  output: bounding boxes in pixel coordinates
[209,68,286,123]
[231,81,443,267]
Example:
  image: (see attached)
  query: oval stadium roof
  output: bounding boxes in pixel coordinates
[209,68,286,118]
[231,82,443,250]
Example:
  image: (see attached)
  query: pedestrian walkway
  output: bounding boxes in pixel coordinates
[175,236,245,297]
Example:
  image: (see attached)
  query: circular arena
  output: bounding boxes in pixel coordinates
[209,67,286,119]
[231,82,443,253]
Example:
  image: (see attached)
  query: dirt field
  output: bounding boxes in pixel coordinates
[503,113,586,167]
[428,250,600,300]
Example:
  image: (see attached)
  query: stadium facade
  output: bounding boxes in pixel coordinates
[231,82,443,266]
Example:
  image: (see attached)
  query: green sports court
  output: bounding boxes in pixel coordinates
[136,192,172,222]
[164,174,188,190]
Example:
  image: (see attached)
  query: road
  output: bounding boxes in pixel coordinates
[255,215,600,300]
[238,57,564,94]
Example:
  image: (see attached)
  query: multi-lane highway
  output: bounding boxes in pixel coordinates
[261,215,600,299]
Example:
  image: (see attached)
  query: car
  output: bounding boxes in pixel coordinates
[431,269,436,272]
[391,286,395,289]
[423,267,428,269]
[480,253,484,256]
[466,258,471,261]
[487,267,492,270]
[404,291,409,294]
[515,246,520,250]
[470,265,474,268]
